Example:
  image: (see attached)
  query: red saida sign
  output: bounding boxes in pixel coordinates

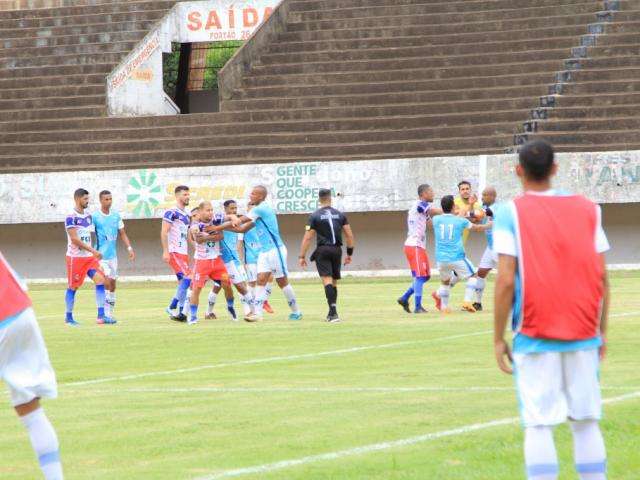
[185,6,274,40]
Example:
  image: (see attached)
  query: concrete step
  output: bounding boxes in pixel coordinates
[0,104,104,121]
[537,117,640,132]
[286,3,603,30]
[546,104,640,119]
[0,50,127,68]
[526,130,640,145]
[2,29,146,49]
[0,39,136,58]
[560,79,640,95]
[567,66,640,82]
[0,94,104,110]
[0,0,174,19]
[0,19,160,39]
[0,83,103,100]
[555,92,640,107]
[0,62,112,78]
[0,72,105,89]
[0,8,168,29]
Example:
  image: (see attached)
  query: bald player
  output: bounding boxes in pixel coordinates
[473,186,497,311]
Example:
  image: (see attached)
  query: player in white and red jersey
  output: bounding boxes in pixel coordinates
[64,188,110,326]
[397,184,442,314]
[161,185,192,322]
[0,251,64,479]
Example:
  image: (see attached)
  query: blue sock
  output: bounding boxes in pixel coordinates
[400,286,414,302]
[169,297,179,310]
[177,278,191,309]
[95,284,106,319]
[65,289,76,321]
[190,304,198,321]
[413,276,428,310]
[226,298,236,318]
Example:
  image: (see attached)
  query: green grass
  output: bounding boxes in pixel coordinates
[1,273,639,479]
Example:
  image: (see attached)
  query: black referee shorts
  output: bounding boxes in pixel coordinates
[311,245,342,280]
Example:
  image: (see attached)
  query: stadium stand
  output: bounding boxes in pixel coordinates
[1,0,640,173]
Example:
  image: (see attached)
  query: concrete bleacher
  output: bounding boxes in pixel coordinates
[1,0,640,173]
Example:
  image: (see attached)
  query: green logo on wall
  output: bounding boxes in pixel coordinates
[127,170,163,217]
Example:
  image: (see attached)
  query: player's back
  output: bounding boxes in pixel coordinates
[432,214,469,262]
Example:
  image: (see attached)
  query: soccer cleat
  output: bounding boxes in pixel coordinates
[165,307,177,319]
[473,302,483,312]
[431,291,442,311]
[442,307,452,314]
[244,313,259,322]
[289,312,303,321]
[205,312,217,320]
[96,317,105,325]
[397,297,411,313]
[171,313,187,323]
[187,318,198,325]
[414,307,429,314]
[461,302,477,313]
[102,317,117,325]
[326,313,341,323]
[263,301,274,314]
[65,318,80,327]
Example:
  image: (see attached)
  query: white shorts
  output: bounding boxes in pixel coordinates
[257,245,288,279]
[438,258,476,282]
[514,349,601,427]
[245,263,258,283]
[478,246,497,270]
[99,258,118,279]
[0,308,58,407]
[224,261,247,285]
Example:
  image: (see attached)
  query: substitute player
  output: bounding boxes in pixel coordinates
[298,188,355,322]
[432,195,490,313]
[236,185,302,321]
[494,140,610,480]
[64,188,111,326]
[1,252,64,479]
[397,184,442,314]
[473,186,497,311]
[161,185,191,322]
[93,190,135,321]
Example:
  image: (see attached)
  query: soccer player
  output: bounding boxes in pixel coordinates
[473,186,497,311]
[397,184,442,314]
[93,190,135,321]
[238,202,274,314]
[432,195,491,313]
[236,185,302,321]
[182,206,201,317]
[493,140,610,480]
[64,188,111,326]
[188,202,233,325]
[161,185,191,322]
[1,251,64,479]
[298,188,355,322]
[454,180,484,229]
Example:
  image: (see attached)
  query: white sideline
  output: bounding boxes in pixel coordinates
[193,391,640,480]
[63,330,491,387]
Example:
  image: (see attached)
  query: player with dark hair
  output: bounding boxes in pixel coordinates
[472,186,497,311]
[298,188,355,322]
[494,139,610,480]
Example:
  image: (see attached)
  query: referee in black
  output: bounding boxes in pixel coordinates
[298,188,355,323]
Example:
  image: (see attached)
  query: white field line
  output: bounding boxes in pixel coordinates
[193,391,640,480]
[62,330,491,387]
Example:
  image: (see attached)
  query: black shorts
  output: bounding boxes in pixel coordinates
[311,245,342,280]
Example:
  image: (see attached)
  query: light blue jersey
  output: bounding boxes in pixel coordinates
[93,210,124,260]
[482,205,494,249]
[221,230,240,264]
[242,228,261,264]
[432,214,471,263]
[247,202,284,253]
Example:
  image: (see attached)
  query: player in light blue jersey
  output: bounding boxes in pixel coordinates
[93,190,135,321]
[432,195,490,313]
[473,186,497,311]
[236,186,302,321]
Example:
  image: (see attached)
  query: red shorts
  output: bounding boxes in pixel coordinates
[66,256,102,289]
[192,258,228,288]
[404,245,431,277]
[168,252,190,277]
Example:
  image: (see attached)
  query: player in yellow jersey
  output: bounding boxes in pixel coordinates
[454,181,485,245]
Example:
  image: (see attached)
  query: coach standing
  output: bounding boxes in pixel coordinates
[298,189,355,323]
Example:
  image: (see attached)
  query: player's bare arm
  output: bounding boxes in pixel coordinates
[202,220,236,234]
[493,254,516,374]
[469,221,492,232]
[298,229,316,268]
[343,224,355,266]
[68,227,102,260]
[119,227,135,261]
[237,238,245,263]
[160,220,171,263]
[599,254,611,361]
[429,206,443,217]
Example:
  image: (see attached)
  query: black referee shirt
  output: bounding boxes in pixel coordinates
[306,206,348,247]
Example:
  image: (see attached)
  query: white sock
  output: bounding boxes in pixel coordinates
[241,291,254,315]
[525,426,559,480]
[475,277,485,303]
[282,284,300,313]
[464,277,478,302]
[265,283,273,298]
[207,291,217,315]
[21,408,63,480]
[571,420,607,480]
[254,286,266,317]
[449,273,460,288]
[182,289,192,315]
[438,285,450,308]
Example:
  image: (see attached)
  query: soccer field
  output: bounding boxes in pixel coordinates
[2,274,639,479]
